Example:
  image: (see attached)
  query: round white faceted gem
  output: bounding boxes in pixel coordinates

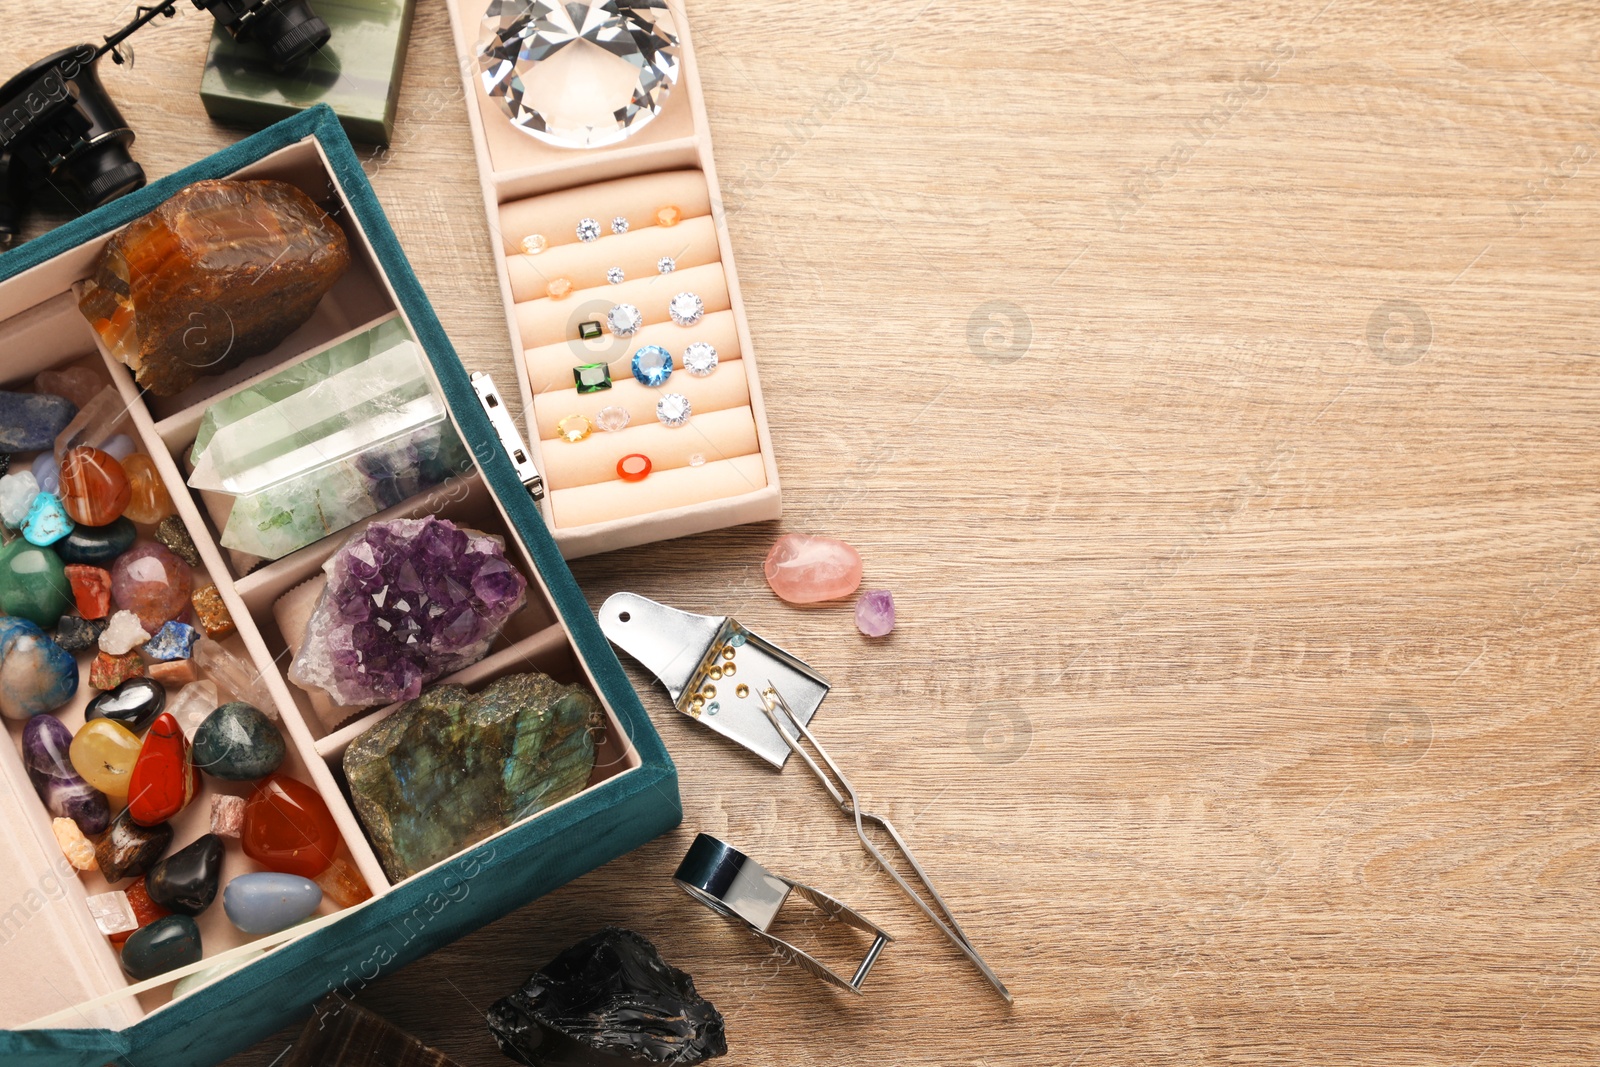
[668,291,704,327]
[607,267,625,285]
[611,216,629,234]
[607,304,643,336]
[682,342,718,377]
[657,256,676,274]
[656,393,691,427]
[595,405,631,433]
[577,218,601,243]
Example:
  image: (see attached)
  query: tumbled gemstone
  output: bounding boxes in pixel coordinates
[763,533,864,604]
[53,816,97,870]
[96,807,174,881]
[682,342,718,377]
[24,715,109,834]
[71,719,143,798]
[243,774,340,878]
[88,677,167,734]
[0,539,72,627]
[111,542,192,631]
[77,179,352,397]
[223,872,322,934]
[90,651,146,690]
[547,277,574,300]
[146,834,224,916]
[65,564,112,619]
[655,393,691,427]
[120,455,176,525]
[854,589,896,637]
[0,391,77,451]
[127,714,197,826]
[121,914,202,979]
[313,854,372,908]
[30,453,59,495]
[55,517,136,566]
[631,345,673,387]
[193,701,286,780]
[58,447,131,527]
[22,492,73,546]
[0,471,40,528]
[101,434,136,461]
[1,620,78,720]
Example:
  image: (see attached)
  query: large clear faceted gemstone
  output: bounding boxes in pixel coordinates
[477,0,680,150]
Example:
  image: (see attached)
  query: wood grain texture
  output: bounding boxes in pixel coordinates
[11,0,1600,1062]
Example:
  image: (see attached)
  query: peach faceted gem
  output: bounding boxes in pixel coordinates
[763,534,864,604]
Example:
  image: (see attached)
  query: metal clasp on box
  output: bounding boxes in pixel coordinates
[673,833,893,995]
[470,371,545,502]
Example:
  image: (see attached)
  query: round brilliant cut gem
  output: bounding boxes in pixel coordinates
[607,304,642,336]
[656,393,691,427]
[576,218,601,243]
[556,415,593,443]
[547,277,574,299]
[607,267,625,285]
[595,405,631,432]
[668,292,703,327]
[477,0,679,150]
[656,205,681,227]
[657,255,675,274]
[521,234,547,255]
[682,342,718,377]
[611,216,629,235]
[631,345,673,387]
[688,452,705,467]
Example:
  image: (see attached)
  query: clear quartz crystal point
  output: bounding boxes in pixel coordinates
[477,0,680,150]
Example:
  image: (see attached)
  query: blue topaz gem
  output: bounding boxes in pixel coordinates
[21,492,72,547]
[631,346,674,387]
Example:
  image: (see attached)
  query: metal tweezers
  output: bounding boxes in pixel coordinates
[758,682,1014,1003]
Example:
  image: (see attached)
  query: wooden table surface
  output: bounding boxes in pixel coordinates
[12,1,1600,1063]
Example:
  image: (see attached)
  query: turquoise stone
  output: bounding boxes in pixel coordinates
[0,391,77,452]
[22,492,74,547]
[0,618,78,719]
[55,517,137,566]
[192,702,286,780]
[0,540,72,627]
[222,872,322,934]
[121,914,202,979]
[343,673,600,882]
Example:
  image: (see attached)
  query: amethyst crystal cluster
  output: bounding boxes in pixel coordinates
[289,517,527,706]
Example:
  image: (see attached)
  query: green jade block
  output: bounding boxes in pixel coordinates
[199,0,416,146]
[188,317,470,561]
[343,673,601,882]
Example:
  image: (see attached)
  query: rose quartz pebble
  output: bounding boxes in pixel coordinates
[763,533,864,604]
[210,793,246,839]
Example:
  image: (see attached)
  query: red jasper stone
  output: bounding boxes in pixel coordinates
[109,879,170,946]
[64,564,113,620]
[126,713,195,827]
[242,774,338,878]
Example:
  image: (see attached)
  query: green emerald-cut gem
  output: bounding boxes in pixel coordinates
[578,320,603,341]
[573,363,612,393]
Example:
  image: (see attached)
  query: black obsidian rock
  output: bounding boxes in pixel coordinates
[486,927,727,1066]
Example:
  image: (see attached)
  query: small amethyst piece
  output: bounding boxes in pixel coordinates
[854,589,896,637]
[288,516,528,707]
[487,927,727,1066]
[23,715,111,835]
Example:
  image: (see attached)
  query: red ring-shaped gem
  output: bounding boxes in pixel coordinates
[617,454,652,482]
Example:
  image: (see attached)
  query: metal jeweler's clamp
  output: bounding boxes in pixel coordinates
[673,833,893,995]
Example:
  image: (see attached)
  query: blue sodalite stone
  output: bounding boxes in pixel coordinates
[0,618,79,720]
[631,345,674,387]
[222,872,322,934]
[22,492,73,547]
[141,621,198,662]
[0,392,77,452]
[55,517,136,566]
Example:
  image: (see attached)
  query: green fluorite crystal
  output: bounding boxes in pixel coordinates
[343,673,601,881]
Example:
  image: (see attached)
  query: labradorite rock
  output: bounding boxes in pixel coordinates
[343,673,601,882]
[192,702,285,780]
[55,518,136,566]
[0,540,72,627]
[121,914,202,979]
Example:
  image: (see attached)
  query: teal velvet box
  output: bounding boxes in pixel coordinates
[0,105,679,1067]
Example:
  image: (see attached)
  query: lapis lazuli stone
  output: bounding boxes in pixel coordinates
[0,392,77,452]
[141,621,198,662]
[22,492,74,547]
[55,517,137,566]
[631,345,673,387]
[0,619,78,720]
[223,872,322,934]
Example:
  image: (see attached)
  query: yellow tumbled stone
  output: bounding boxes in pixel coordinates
[69,719,142,798]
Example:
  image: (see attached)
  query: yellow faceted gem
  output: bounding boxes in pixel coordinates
[722,662,737,677]
[69,719,142,798]
[557,415,592,443]
[735,683,750,698]
[547,277,574,299]
[721,647,735,661]
[702,684,717,700]
[708,666,723,681]
[656,205,681,227]
[521,233,548,255]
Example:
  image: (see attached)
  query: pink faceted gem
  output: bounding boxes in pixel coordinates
[855,590,895,637]
[110,542,192,631]
[763,534,863,604]
[210,793,246,839]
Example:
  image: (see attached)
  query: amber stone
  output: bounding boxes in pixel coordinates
[120,455,176,525]
[191,584,236,638]
[313,853,373,909]
[77,179,352,397]
[90,651,146,690]
[58,448,131,527]
[242,774,340,879]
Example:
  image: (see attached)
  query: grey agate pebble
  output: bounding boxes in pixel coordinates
[191,702,286,780]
